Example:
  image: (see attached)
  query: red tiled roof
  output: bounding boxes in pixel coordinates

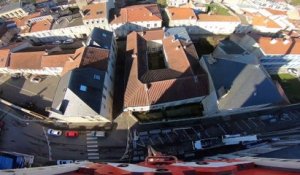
[198,14,240,22]
[29,19,53,33]
[62,47,109,75]
[111,4,162,24]
[265,8,287,16]
[254,36,300,55]
[0,49,10,68]
[9,51,44,69]
[11,12,41,28]
[41,54,73,68]
[82,3,107,20]
[124,31,208,108]
[250,15,281,28]
[166,7,197,20]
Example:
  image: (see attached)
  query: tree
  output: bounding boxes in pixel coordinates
[157,0,167,8]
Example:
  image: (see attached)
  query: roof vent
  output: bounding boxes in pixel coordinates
[270,38,277,44]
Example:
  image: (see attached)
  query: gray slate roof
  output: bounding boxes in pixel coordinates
[86,27,113,49]
[165,27,191,41]
[203,56,286,110]
[52,68,105,117]
[218,40,247,55]
[0,2,21,14]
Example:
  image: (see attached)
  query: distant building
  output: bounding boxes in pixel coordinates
[165,7,241,35]
[200,55,287,114]
[123,29,208,112]
[16,2,110,43]
[0,151,34,170]
[167,0,189,7]
[231,34,300,74]
[110,4,162,37]
[0,2,35,19]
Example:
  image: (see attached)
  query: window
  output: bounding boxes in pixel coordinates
[147,24,150,27]
[80,85,87,92]
[94,74,100,80]
[103,94,106,100]
[86,22,89,25]
[154,23,157,27]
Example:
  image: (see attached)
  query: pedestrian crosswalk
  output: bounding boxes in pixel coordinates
[86,132,99,160]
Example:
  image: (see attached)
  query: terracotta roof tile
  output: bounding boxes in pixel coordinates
[198,14,240,22]
[41,54,73,68]
[265,8,287,16]
[166,7,197,20]
[111,4,162,24]
[9,51,44,69]
[0,49,10,68]
[62,47,109,75]
[250,15,281,28]
[124,30,208,108]
[30,19,53,32]
[11,12,41,28]
[82,3,107,20]
[255,36,300,55]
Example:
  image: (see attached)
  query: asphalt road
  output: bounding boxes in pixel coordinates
[0,103,131,165]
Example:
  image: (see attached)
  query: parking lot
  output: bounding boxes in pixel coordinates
[0,74,60,113]
[129,108,300,161]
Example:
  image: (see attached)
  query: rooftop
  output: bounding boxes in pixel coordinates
[124,30,208,108]
[86,27,113,49]
[166,7,197,20]
[165,27,191,41]
[81,2,107,20]
[51,68,105,117]
[197,14,240,22]
[29,19,53,33]
[203,56,286,110]
[51,13,83,30]
[0,2,21,15]
[111,4,162,24]
[218,40,246,54]
[252,35,300,55]
[250,15,281,28]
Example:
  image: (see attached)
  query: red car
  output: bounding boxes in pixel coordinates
[65,131,79,137]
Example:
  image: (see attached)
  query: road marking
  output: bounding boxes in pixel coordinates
[87,149,98,152]
[88,156,100,160]
[86,137,97,140]
[42,127,52,161]
[87,141,98,144]
[86,132,94,136]
[87,145,98,148]
[88,153,100,156]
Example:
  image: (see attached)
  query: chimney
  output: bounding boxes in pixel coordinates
[82,41,86,46]
[176,45,180,50]
[79,10,84,17]
[270,38,277,44]
[149,12,153,16]
[114,14,117,19]
[162,27,165,31]
[189,16,194,19]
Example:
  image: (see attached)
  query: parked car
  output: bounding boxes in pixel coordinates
[52,40,61,45]
[11,73,21,79]
[65,131,79,137]
[63,39,74,44]
[47,129,62,136]
[57,160,74,165]
[30,76,42,83]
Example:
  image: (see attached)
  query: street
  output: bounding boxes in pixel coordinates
[0,103,132,165]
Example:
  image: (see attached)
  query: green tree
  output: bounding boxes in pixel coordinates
[157,0,167,8]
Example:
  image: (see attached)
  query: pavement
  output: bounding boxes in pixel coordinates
[0,74,60,113]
